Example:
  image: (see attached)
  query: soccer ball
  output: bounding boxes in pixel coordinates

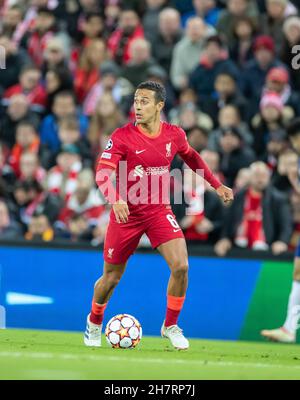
[105,314,142,349]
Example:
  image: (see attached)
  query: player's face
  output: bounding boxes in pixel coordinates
[290,133,300,155]
[134,89,164,124]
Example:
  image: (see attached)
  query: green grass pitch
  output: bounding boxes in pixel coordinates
[1,329,300,379]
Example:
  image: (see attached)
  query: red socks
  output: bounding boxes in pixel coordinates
[90,300,107,325]
[165,295,185,327]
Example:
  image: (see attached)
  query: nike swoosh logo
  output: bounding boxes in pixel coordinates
[135,150,146,154]
[173,229,181,233]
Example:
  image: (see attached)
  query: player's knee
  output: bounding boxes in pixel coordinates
[171,261,189,279]
[105,271,122,289]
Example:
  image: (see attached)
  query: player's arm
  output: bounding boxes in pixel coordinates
[95,132,130,223]
[176,128,234,204]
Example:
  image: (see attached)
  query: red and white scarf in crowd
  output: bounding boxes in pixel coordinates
[47,161,82,202]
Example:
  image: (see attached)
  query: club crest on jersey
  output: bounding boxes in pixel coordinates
[166,142,171,157]
[108,248,114,258]
[105,139,113,151]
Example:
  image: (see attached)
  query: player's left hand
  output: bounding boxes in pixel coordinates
[271,241,288,255]
[216,185,234,205]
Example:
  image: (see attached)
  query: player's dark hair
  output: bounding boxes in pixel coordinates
[136,81,166,103]
[286,118,300,137]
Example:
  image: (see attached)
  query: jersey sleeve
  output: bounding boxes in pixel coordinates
[175,126,190,156]
[98,128,127,169]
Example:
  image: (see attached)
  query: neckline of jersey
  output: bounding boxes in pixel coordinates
[135,121,163,139]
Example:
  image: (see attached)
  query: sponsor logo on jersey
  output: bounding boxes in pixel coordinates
[135,149,146,154]
[145,166,169,176]
[133,165,144,178]
[101,152,112,159]
[166,142,172,157]
[105,139,113,151]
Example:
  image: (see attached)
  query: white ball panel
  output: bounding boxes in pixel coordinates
[109,319,121,332]
[120,337,132,348]
[121,317,134,328]
[108,332,120,345]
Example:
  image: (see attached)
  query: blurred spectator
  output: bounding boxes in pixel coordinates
[3,65,47,114]
[251,91,289,158]
[88,91,126,154]
[83,60,133,117]
[241,35,285,115]
[216,0,259,44]
[215,161,292,256]
[143,0,168,43]
[169,101,213,132]
[74,38,106,103]
[103,0,121,37]
[271,149,298,193]
[122,38,157,88]
[45,67,74,113]
[170,17,215,90]
[0,33,29,93]
[200,149,225,184]
[150,8,182,74]
[40,91,89,153]
[281,16,300,89]
[12,178,62,229]
[56,117,92,168]
[260,67,300,117]
[65,213,94,242]
[208,104,253,149]
[9,121,40,176]
[186,126,209,152]
[0,142,15,189]
[42,36,70,76]
[56,168,105,231]
[214,126,256,187]
[25,211,54,241]
[1,4,24,38]
[19,151,46,183]
[203,71,248,125]
[229,16,257,68]
[189,35,239,102]
[182,0,221,28]
[234,167,251,193]
[179,170,224,244]
[260,0,298,54]
[46,143,82,202]
[0,199,22,239]
[107,9,144,65]
[26,7,69,68]
[0,94,40,149]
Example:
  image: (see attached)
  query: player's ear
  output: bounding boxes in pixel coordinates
[157,101,164,112]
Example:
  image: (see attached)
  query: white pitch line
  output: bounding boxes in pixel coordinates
[0,351,300,370]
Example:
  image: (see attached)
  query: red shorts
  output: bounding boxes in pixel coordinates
[103,207,184,264]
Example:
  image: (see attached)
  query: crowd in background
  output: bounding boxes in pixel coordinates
[0,0,300,255]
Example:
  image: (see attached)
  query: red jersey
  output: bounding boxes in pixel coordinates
[97,121,221,217]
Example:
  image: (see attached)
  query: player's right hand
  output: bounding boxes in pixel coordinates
[113,200,130,223]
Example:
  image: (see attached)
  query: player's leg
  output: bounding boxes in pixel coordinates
[146,210,189,349]
[84,216,144,347]
[157,238,189,350]
[84,261,127,347]
[261,256,300,343]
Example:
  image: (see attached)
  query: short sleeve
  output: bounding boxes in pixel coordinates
[175,127,190,156]
[98,129,127,169]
